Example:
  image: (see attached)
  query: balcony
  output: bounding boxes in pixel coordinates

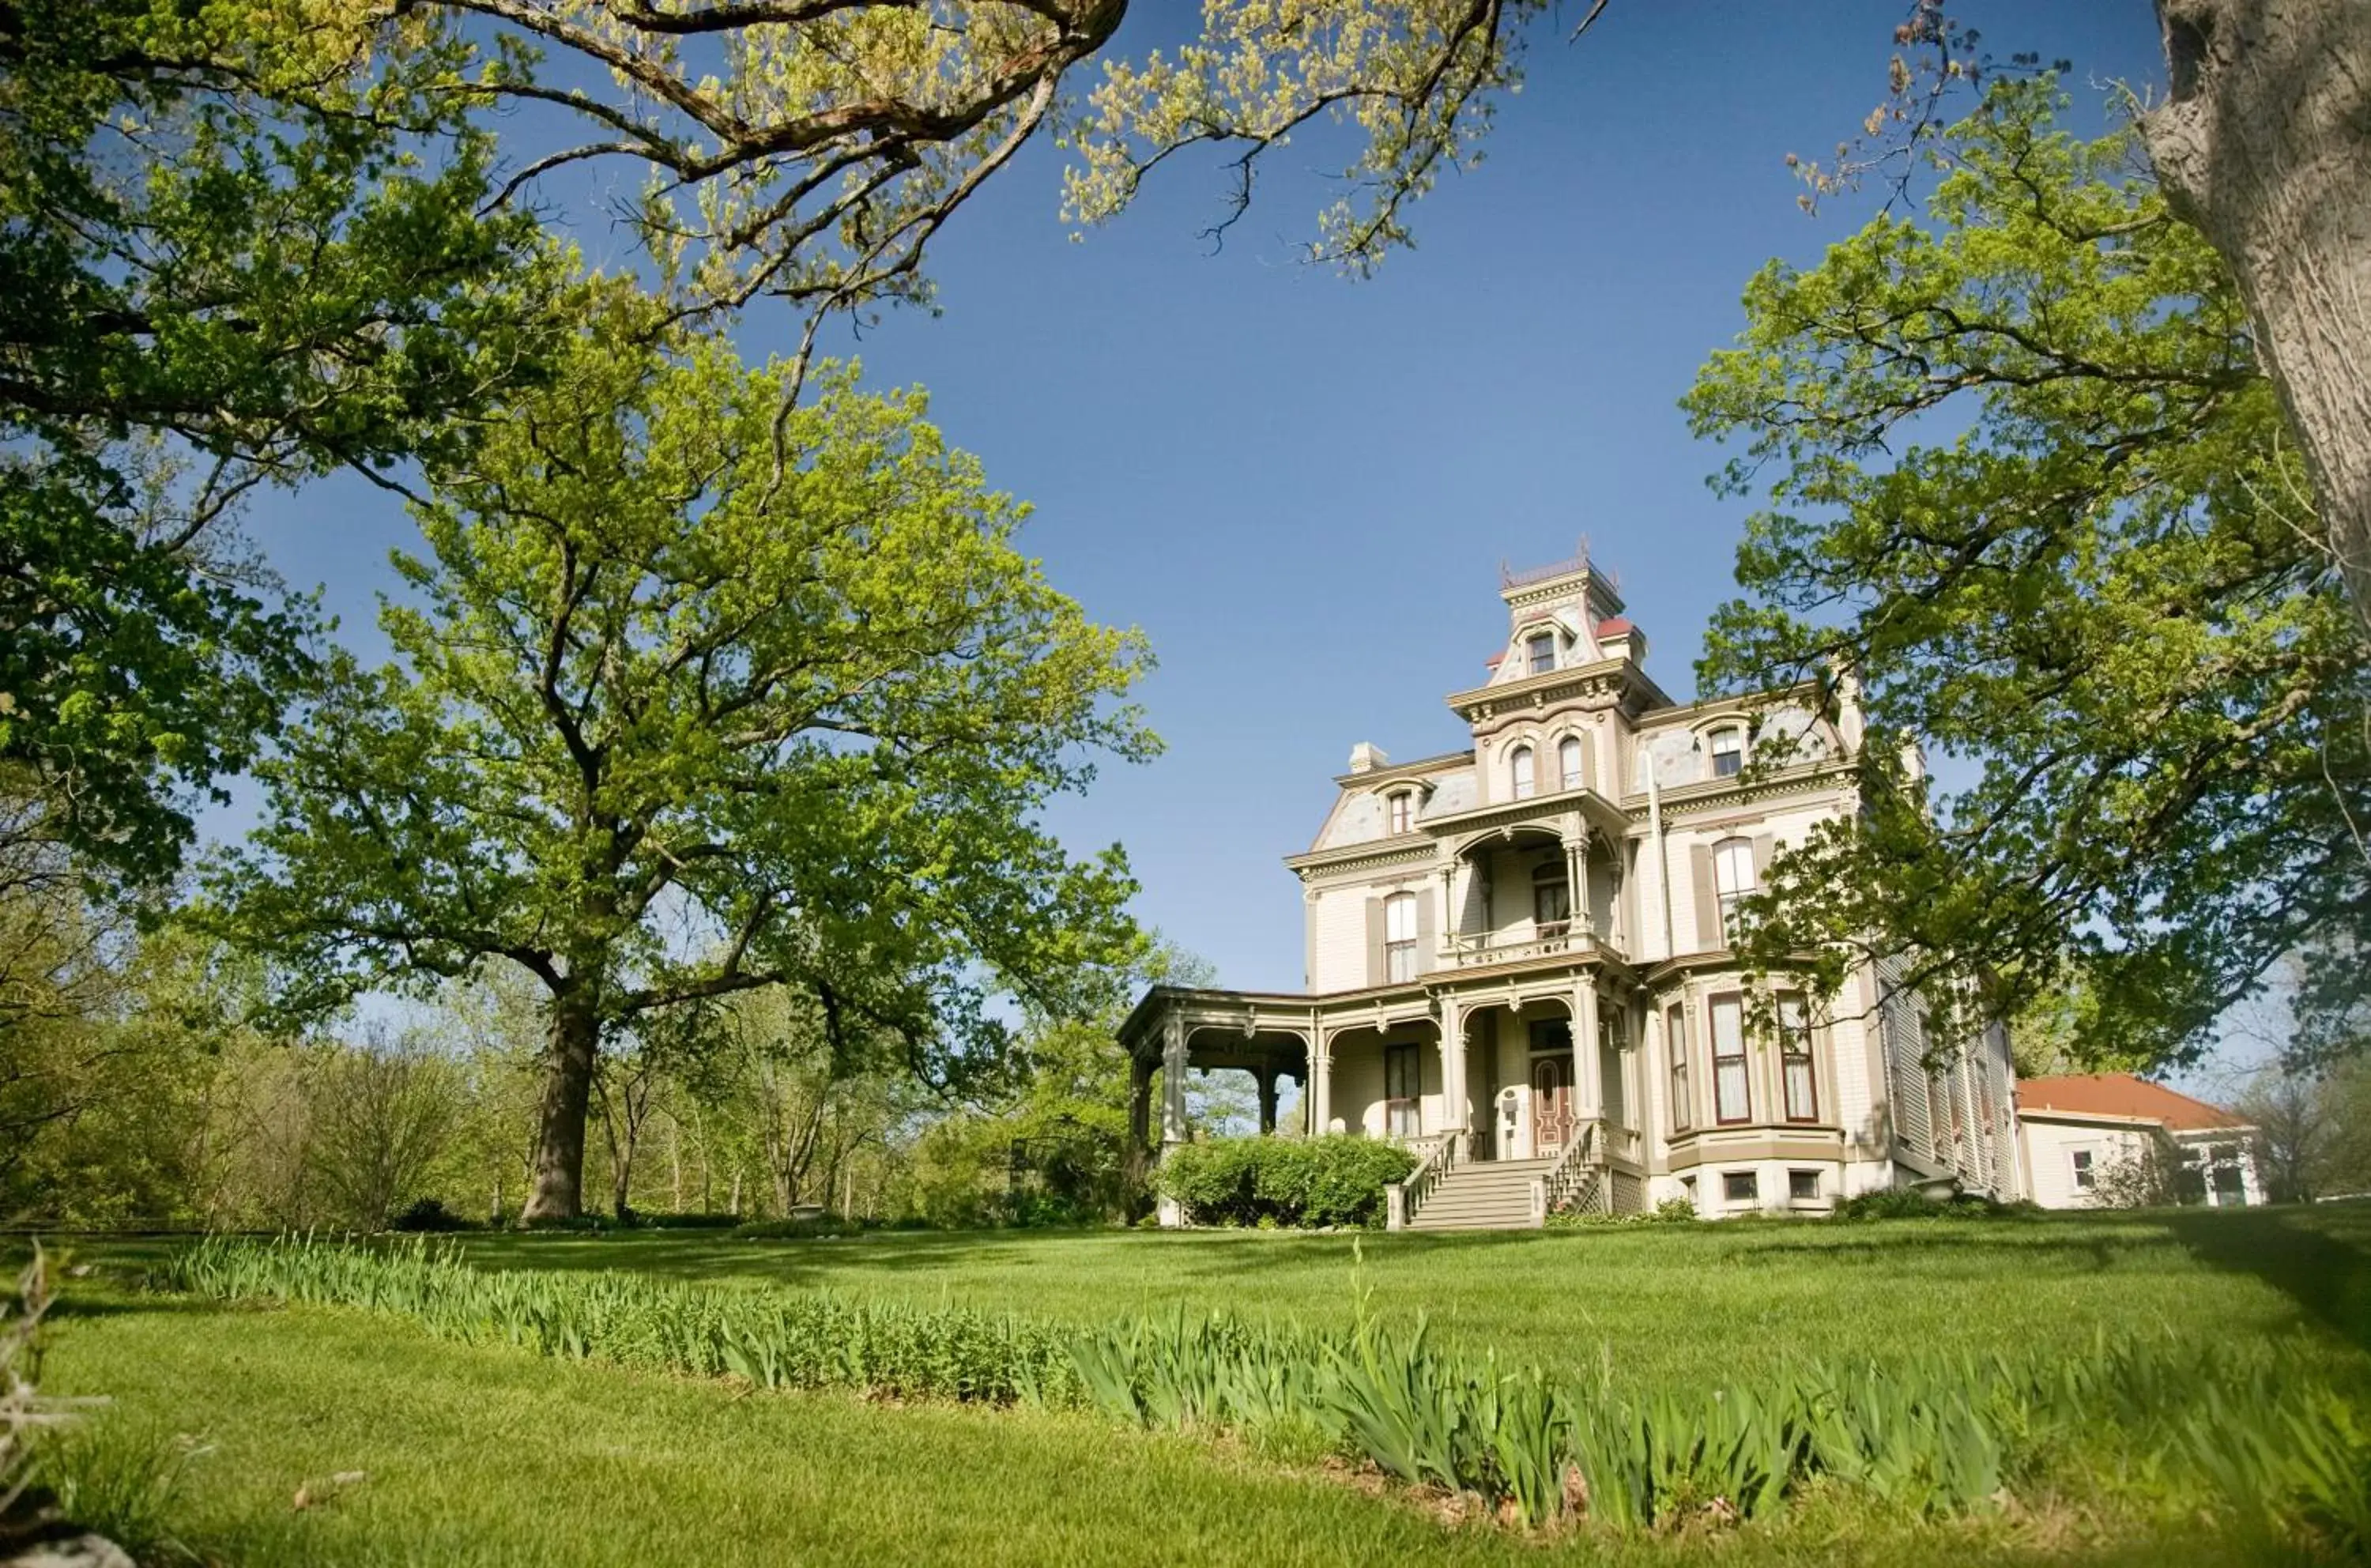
[1438,920,1600,970]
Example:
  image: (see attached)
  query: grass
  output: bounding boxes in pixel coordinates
[15,1204,2369,1565]
[438,1203,2371,1391]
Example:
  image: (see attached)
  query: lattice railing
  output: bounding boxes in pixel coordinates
[1541,1122,1606,1217]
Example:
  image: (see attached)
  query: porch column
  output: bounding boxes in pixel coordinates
[1254,1067,1280,1136]
[1567,826,1594,939]
[1124,1052,1156,1186]
[1309,1033,1334,1136]
[1440,993,1469,1158]
[1572,980,1604,1124]
[1161,1013,1190,1147]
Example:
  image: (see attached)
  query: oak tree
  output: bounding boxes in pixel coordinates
[205,292,1155,1219]
[1686,82,2366,1068]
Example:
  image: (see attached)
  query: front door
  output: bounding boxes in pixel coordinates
[1532,1055,1573,1151]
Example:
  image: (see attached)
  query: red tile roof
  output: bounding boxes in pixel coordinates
[1483,651,1505,669]
[2015,1072,2248,1133]
[1596,616,1635,636]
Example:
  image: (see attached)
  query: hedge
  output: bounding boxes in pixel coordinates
[1155,1136,1416,1228]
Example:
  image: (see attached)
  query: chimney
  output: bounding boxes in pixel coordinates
[1348,741,1390,775]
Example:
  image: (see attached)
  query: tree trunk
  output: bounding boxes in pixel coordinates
[2143,0,2371,635]
[522,994,601,1222]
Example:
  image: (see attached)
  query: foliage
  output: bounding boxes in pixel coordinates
[202,296,1156,1219]
[2188,1379,2371,1560]
[1686,81,2368,1070]
[1830,1188,2039,1223]
[1547,1197,1701,1230]
[151,1234,2370,1544]
[1156,1137,1415,1228]
[390,1197,472,1234]
[0,0,552,881]
[2240,1051,2371,1204]
[31,1419,205,1564]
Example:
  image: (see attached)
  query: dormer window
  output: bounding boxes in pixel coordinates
[1385,790,1412,836]
[1525,632,1555,675]
[1509,744,1536,801]
[1709,727,1743,778]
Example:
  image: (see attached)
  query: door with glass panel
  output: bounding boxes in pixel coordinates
[1384,1042,1421,1139]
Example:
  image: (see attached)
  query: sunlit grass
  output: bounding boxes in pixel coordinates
[17,1204,2367,1565]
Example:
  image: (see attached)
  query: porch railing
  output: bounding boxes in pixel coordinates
[1438,925,1593,969]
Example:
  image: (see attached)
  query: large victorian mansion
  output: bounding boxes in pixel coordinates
[1121,552,2020,1229]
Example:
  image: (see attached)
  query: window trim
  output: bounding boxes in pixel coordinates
[1711,836,1755,944]
[1787,1168,1822,1204]
[1385,790,1412,837]
[2070,1148,2096,1190]
[1666,1004,1693,1133]
[1509,744,1536,801]
[1383,891,1419,983]
[1721,1170,1759,1206]
[1531,855,1570,933]
[1558,734,1585,793]
[1777,993,1818,1123]
[1709,993,1750,1125]
[1525,631,1556,676]
[1709,726,1744,778]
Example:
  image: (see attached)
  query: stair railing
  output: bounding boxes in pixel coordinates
[1540,1121,1608,1219]
[1386,1133,1457,1231]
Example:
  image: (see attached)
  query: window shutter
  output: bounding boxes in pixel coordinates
[1415,887,1437,974]
[1690,842,1719,951]
[1365,897,1386,986]
[1751,834,1775,885]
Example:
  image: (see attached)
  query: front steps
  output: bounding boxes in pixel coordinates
[1406,1155,1559,1231]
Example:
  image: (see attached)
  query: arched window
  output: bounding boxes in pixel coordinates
[1558,735,1585,793]
[1531,854,1570,933]
[1384,891,1419,982]
[1385,790,1412,836]
[1709,727,1744,778]
[1711,837,1755,942]
[1509,744,1536,801]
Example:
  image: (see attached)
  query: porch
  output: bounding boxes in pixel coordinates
[1120,974,1647,1228]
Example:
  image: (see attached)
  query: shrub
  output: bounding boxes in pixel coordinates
[1833,1188,2042,1223]
[389,1197,471,1232]
[1545,1196,1700,1231]
[1157,1137,1415,1228]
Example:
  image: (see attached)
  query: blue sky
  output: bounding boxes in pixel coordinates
[221,2,2170,1003]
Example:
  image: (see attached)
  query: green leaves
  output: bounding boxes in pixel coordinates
[1687,80,2367,1066]
[204,289,1157,1206]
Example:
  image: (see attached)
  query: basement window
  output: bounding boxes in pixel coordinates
[1789,1170,1821,1203]
[1721,1170,1758,1206]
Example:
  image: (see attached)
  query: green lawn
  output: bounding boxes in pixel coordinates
[450,1204,2371,1391]
[21,1205,2369,1566]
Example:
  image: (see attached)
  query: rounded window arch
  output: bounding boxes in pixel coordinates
[1711,835,1756,941]
[1509,743,1536,801]
[1706,725,1745,779]
[1557,733,1586,793]
[1382,890,1419,982]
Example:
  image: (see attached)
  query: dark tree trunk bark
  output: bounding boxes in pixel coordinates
[523,993,601,1222]
[2143,0,2371,634]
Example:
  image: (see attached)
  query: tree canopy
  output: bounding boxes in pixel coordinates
[205,293,1156,1217]
[1687,81,2366,1069]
